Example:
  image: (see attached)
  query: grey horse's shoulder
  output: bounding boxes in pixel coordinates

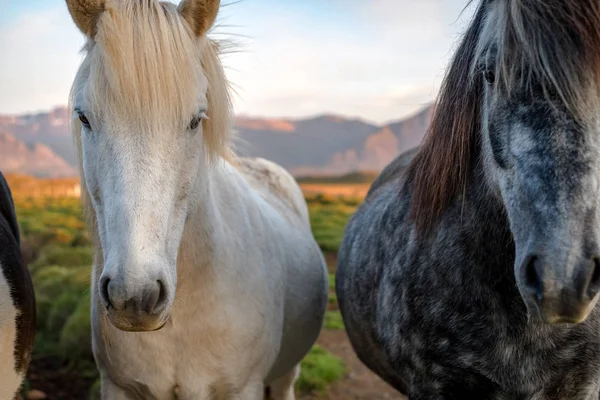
[337,177,414,335]
[336,179,414,395]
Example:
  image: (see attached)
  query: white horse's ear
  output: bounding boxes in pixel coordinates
[178,0,220,37]
[65,0,107,38]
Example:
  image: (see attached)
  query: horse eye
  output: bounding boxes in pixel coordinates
[78,113,91,129]
[188,112,206,131]
[484,69,496,84]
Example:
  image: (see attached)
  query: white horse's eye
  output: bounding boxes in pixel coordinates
[188,111,207,131]
[77,111,92,130]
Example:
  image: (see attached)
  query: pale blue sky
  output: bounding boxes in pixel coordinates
[0,0,475,124]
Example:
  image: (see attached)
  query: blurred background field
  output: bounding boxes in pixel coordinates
[8,174,404,400]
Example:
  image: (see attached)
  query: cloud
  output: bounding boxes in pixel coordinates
[219,0,474,123]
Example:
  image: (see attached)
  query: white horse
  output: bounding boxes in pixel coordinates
[0,172,36,399]
[65,0,328,398]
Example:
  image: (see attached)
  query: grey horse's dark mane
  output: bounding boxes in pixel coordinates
[484,0,600,111]
[407,0,600,236]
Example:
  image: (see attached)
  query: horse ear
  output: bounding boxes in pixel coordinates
[65,0,107,38]
[178,0,220,37]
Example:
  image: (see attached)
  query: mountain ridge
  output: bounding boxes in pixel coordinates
[0,130,76,178]
[0,105,433,178]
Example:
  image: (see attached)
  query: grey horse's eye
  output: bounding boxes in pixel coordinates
[484,68,496,85]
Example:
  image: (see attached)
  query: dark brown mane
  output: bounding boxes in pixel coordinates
[407,0,600,236]
[405,1,487,236]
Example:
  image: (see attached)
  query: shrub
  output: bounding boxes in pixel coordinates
[60,291,93,362]
[90,379,101,400]
[296,345,347,393]
[47,291,82,335]
[32,245,93,271]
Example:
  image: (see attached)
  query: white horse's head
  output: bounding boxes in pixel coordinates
[67,0,232,331]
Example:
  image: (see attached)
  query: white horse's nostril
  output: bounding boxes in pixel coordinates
[100,272,168,315]
[144,280,166,314]
[100,276,112,309]
[154,280,168,312]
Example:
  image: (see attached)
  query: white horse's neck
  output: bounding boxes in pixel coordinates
[177,156,239,276]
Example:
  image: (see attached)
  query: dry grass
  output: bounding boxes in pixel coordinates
[299,183,370,199]
[5,174,81,199]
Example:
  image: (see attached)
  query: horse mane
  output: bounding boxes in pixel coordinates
[407,0,600,236]
[484,0,600,115]
[405,1,487,236]
[68,0,235,239]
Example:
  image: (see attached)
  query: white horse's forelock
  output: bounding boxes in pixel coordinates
[71,0,233,162]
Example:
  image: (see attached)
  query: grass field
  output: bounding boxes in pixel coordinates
[9,177,366,399]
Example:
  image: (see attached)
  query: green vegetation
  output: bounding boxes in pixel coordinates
[13,197,96,397]
[296,345,347,393]
[15,187,359,397]
[306,195,358,253]
[90,379,101,400]
[329,273,336,290]
[324,311,344,330]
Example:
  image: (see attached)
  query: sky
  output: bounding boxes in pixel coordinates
[0,0,476,125]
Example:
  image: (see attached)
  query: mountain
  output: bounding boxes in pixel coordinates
[234,114,381,175]
[0,107,75,165]
[357,106,433,172]
[0,131,76,178]
[0,105,433,178]
[235,106,432,176]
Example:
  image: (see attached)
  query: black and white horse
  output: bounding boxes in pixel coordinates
[0,172,36,398]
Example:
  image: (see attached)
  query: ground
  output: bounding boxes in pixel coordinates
[302,330,407,400]
[24,356,96,400]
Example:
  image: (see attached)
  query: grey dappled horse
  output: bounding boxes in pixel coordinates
[337,0,600,398]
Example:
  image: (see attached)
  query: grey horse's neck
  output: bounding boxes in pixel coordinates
[439,154,533,328]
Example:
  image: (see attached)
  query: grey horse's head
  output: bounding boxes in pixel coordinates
[479,0,600,324]
[410,0,600,324]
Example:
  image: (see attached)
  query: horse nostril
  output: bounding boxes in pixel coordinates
[523,255,544,301]
[156,280,167,309]
[146,279,168,314]
[100,276,112,309]
[587,258,600,297]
